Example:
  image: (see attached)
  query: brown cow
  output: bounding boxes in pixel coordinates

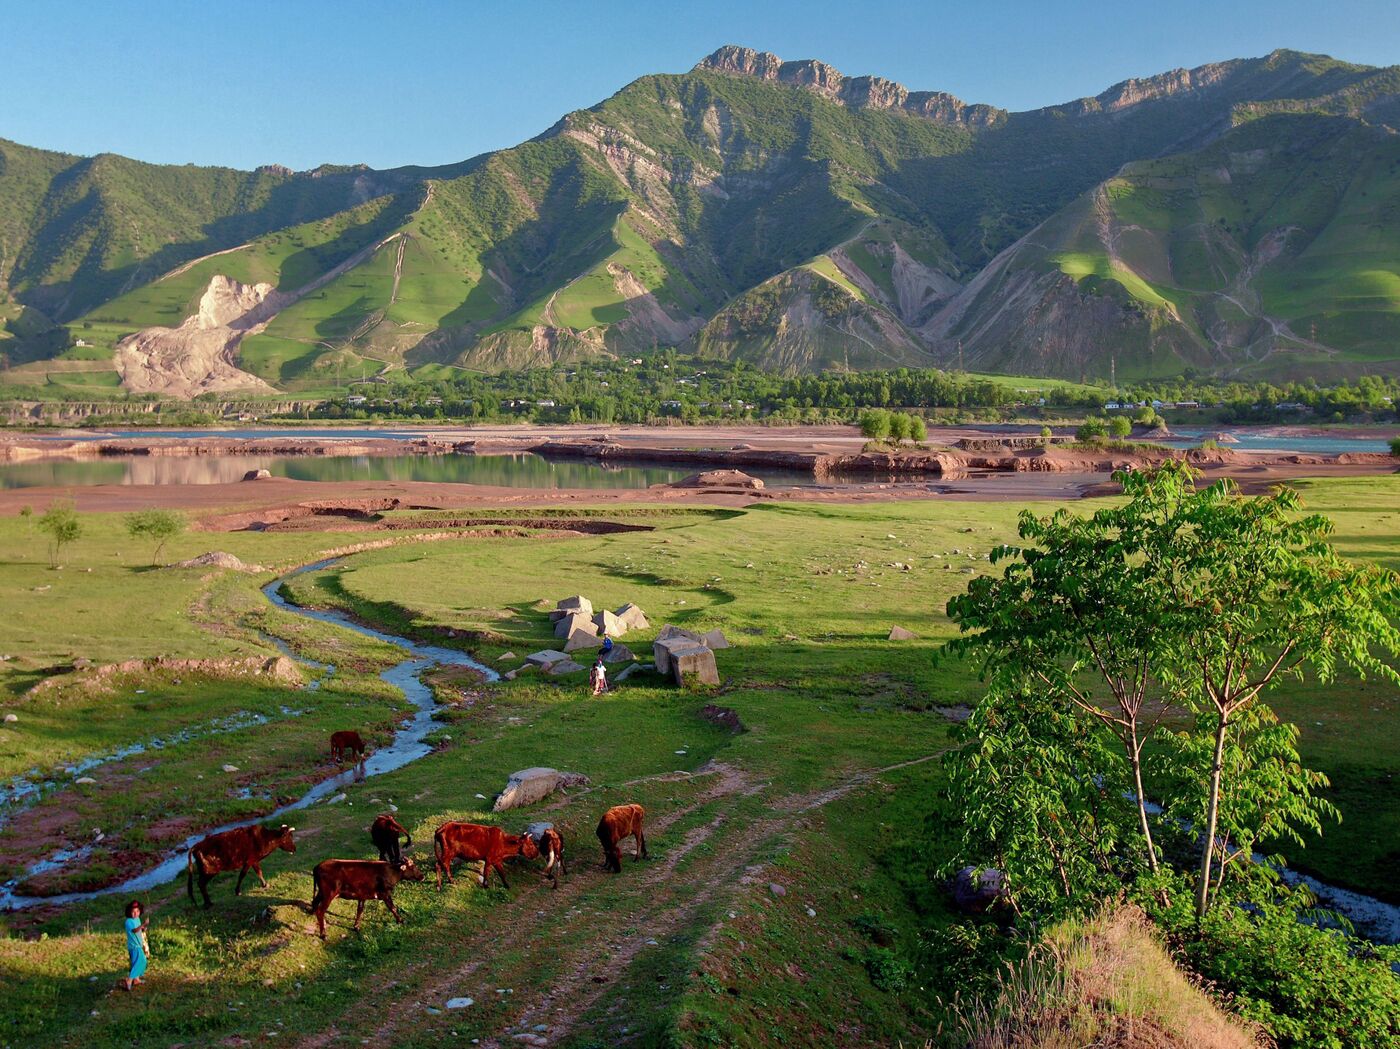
[186,823,296,907]
[370,813,412,864]
[330,730,366,764]
[309,857,424,939]
[597,804,647,873]
[539,827,567,889]
[433,822,539,890]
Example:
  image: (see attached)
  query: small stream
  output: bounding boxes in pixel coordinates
[0,559,496,910]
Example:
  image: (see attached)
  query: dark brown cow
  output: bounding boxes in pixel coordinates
[370,813,412,864]
[597,804,647,873]
[433,822,539,890]
[309,857,424,939]
[538,827,566,889]
[330,730,366,764]
[186,823,296,907]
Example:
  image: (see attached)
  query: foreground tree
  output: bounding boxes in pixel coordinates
[944,463,1400,919]
[125,509,186,566]
[37,501,81,567]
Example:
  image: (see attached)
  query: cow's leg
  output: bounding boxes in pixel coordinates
[382,892,403,923]
[353,900,365,929]
[235,865,249,895]
[198,872,214,908]
[637,827,648,860]
[315,903,327,939]
[254,862,268,888]
[492,861,511,890]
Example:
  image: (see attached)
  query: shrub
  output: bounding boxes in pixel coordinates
[1109,415,1132,439]
[859,408,892,442]
[1075,416,1108,442]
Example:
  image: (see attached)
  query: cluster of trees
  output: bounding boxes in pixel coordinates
[1074,415,1133,441]
[858,408,928,444]
[937,464,1400,1045]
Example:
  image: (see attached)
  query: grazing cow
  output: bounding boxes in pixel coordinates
[433,822,539,890]
[370,813,413,864]
[526,823,567,889]
[186,823,296,907]
[596,804,647,873]
[309,857,424,940]
[330,730,366,764]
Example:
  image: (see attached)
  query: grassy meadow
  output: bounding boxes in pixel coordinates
[0,478,1396,1047]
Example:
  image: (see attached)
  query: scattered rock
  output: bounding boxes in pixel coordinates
[493,768,591,812]
[222,764,240,773]
[498,652,516,662]
[2,713,16,723]
[554,612,596,640]
[75,776,97,785]
[172,551,266,573]
[699,704,745,733]
[546,659,585,676]
[445,997,474,1010]
[700,628,731,650]
[887,626,917,641]
[563,628,603,654]
[525,650,569,669]
[242,469,273,481]
[72,657,93,669]
[769,883,786,897]
[555,595,593,617]
[602,643,634,664]
[669,644,719,687]
[592,609,625,638]
[672,469,765,491]
[326,793,348,805]
[614,602,650,632]
[806,907,817,917]
[614,663,644,682]
[950,866,1007,914]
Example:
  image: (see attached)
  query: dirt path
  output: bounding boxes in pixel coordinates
[390,234,407,305]
[291,753,942,1048]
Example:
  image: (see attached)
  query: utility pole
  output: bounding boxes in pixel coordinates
[957,340,964,372]
[1110,355,1116,390]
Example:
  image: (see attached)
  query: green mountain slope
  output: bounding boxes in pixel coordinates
[2,45,1398,393]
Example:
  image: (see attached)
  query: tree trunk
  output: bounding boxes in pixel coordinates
[1127,725,1160,875]
[1195,711,1230,920]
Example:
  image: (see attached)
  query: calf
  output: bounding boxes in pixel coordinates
[433,821,539,890]
[596,804,647,874]
[309,857,424,940]
[330,730,366,764]
[526,823,567,889]
[370,813,413,864]
[186,823,296,908]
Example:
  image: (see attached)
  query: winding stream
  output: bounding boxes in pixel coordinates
[0,559,496,910]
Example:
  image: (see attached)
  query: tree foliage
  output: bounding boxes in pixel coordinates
[37,501,81,567]
[124,509,186,566]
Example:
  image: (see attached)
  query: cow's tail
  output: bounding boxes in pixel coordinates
[186,851,196,902]
[307,864,322,914]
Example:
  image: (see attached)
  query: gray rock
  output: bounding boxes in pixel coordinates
[670,644,719,687]
[242,468,272,481]
[700,628,731,650]
[615,602,650,632]
[592,608,625,638]
[498,652,517,661]
[525,650,569,668]
[554,612,596,640]
[445,997,474,1010]
[2,713,16,723]
[75,776,97,785]
[950,866,1007,914]
[493,768,590,811]
[602,643,634,664]
[546,659,585,676]
[555,595,593,616]
[887,626,917,640]
[769,883,786,897]
[563,628,603,653]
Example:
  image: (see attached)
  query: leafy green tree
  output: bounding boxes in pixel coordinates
[1390,435,1400,457]
[907,414,927,443]
[37,501,81,567]
[125,509,186,566]
[1075,416,1108,442]
[888,412,912,443]
[859,408,891,442]
[1039,425,1053,446]
[1109,415,1133,439]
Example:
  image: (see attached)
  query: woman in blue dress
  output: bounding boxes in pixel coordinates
[122,900,149,990]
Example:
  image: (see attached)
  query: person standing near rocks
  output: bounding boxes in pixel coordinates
[121,900,149,990]
[590,658,609,696]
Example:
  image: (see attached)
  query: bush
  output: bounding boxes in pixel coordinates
[858,945,913,993]
[1075,417,1108,442]
[859,408,891,442]
[1390,436,1400,457]
[908,414,927,442]
[1109,415,1132,439]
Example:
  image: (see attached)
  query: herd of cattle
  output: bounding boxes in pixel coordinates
[185,802,648,938]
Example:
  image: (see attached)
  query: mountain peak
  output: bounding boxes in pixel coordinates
[695,45,1005,128]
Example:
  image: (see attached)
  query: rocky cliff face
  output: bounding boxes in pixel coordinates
[696,46,1006,128]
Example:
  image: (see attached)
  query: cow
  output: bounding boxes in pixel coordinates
[526,822,567,889]
[330,730,366,765]
[186,823,296,908]
[596,804,647,874]
[370,813,413,864]
[309,857,424,940]
[433,821,539,890]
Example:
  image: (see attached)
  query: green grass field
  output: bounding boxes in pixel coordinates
[0,479,1396,1047]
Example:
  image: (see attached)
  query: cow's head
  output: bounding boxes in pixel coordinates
[396,857,425,882]
[277,825,297,854]
[517,834,540,860]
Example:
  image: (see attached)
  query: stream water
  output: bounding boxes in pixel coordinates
[0,559,495,910]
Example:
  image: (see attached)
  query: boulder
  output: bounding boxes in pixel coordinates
[653,635,697,676]
[173,551,266,573]
[700,629,731,650]
[242,468,272,481]
[614,603,650,632]
[563,629,603,653]
[592,609,625,638]
[950,866,1007,914]
[888,626,917,641]
[602,643,634,664]
[554,613,596,640]
[615,663,644,682]
[498,652,517,662]
[525,649,569,668]
[672,469,765,490]
[669,644,719,687]
[545,659,585,676]
[492,768,591,811]
[555,595,593,617]
[523,821,555,847]
[656,624,703,645]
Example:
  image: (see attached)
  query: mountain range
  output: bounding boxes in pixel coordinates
[2,44,1399,396]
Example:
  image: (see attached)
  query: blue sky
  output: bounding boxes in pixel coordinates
[3,0,1397,170]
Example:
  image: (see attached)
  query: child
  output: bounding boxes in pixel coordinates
[122,900,149,991]
[590,658,608,696]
